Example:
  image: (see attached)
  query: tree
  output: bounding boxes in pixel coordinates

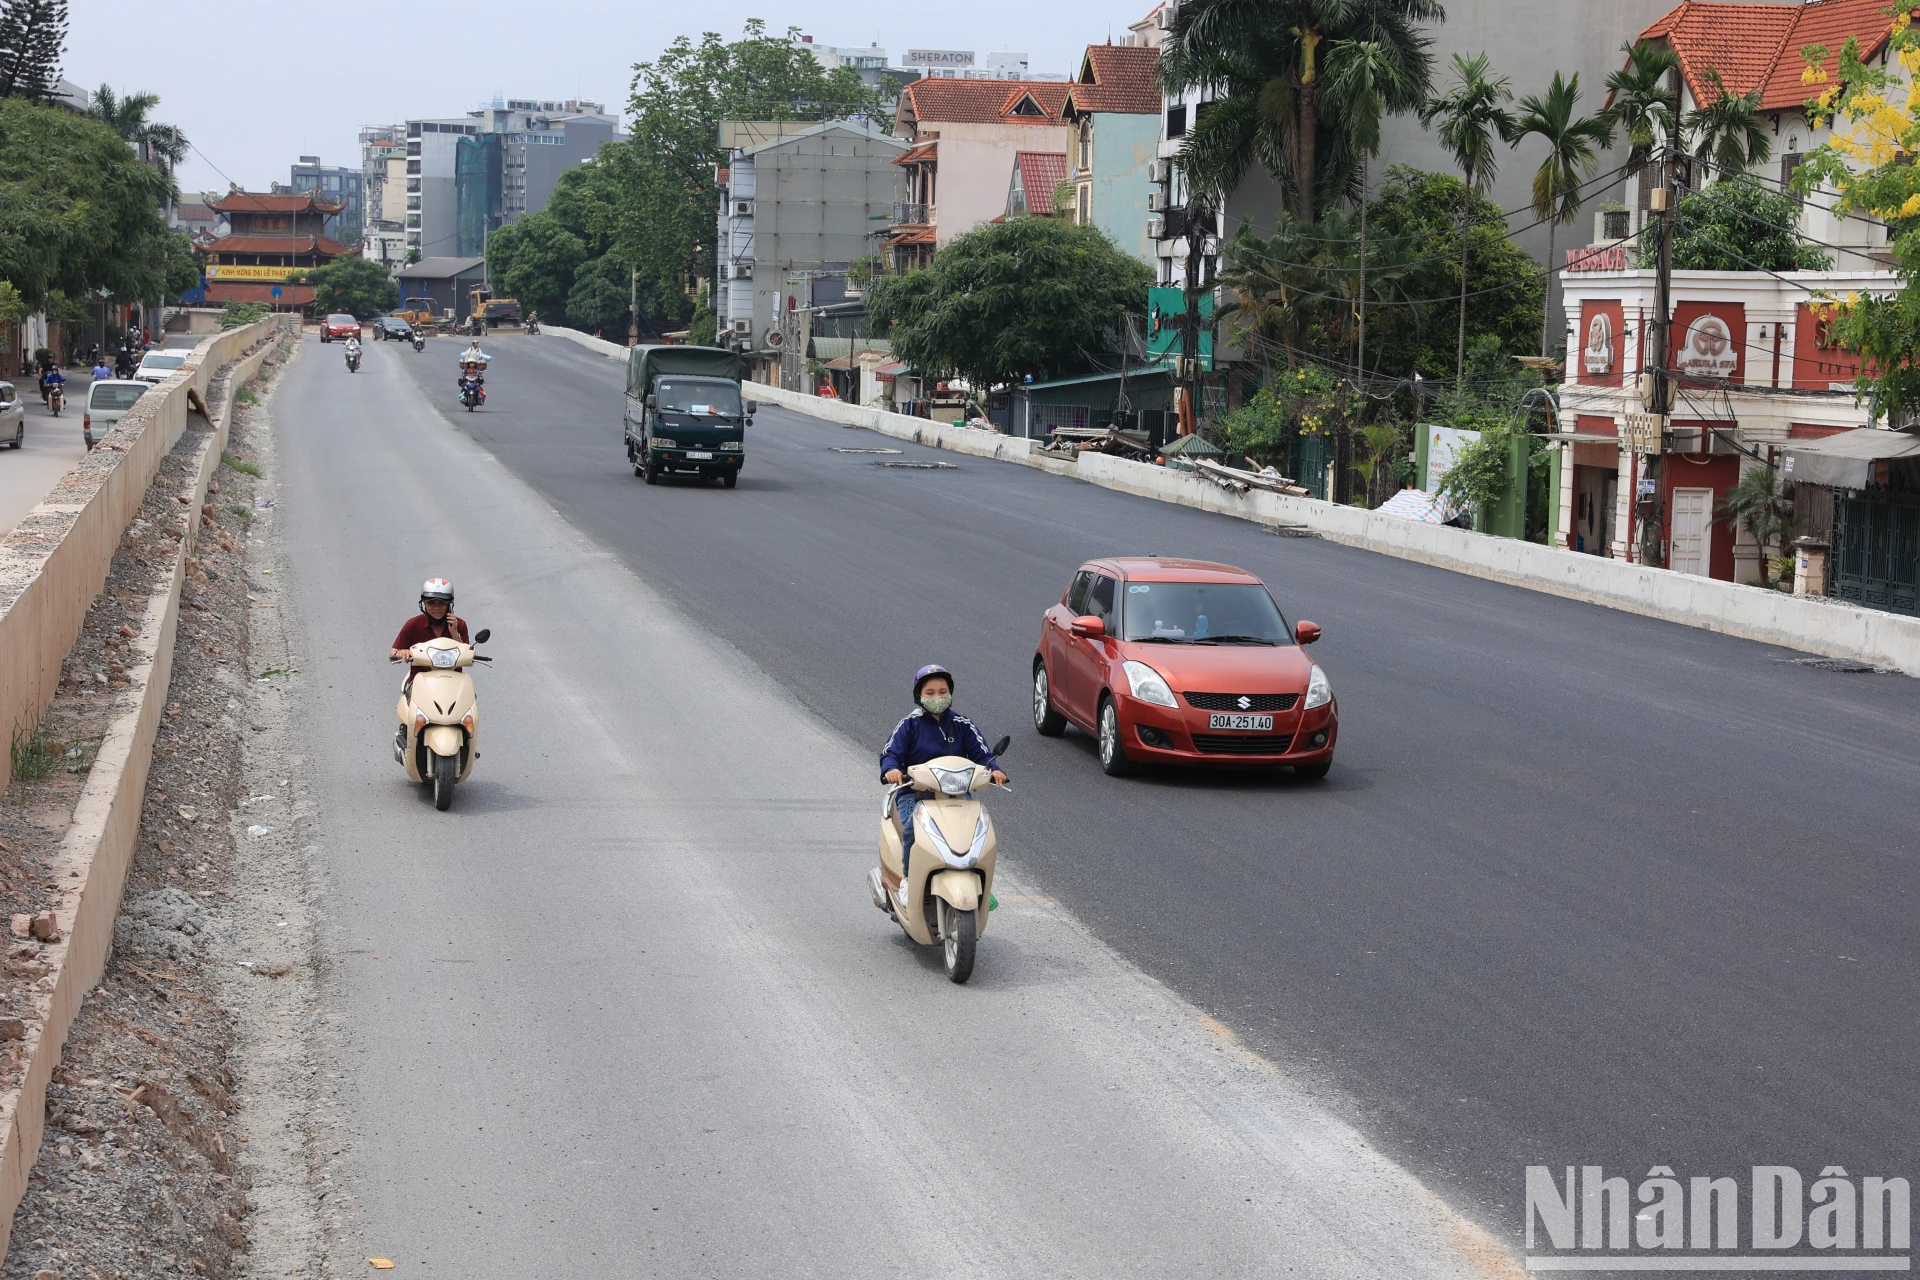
[161,228,203,301]
[485,212,585,322]
[565,254,632,334]
[1636,175,1832,272]
[297,255,396,319]
[1717,464,1796,587]
[1685,69,1770,180]
[0,0,66,102]
[1159,0,1437,223]
[86,84,188,173]
[1510,72,1613,355]
[1420,53,1518,381]
[1603,41,1680,177]
[867,216,1151,394]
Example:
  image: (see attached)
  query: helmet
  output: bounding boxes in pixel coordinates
[419,578,454,611]
[912,664,954,699]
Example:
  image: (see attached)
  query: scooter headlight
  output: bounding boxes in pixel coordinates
[918,810,989,869]
[930,764,975,796]
[430,647,459,669]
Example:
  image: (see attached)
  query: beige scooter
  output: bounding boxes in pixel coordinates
[393,629,491,810]
[866,736,1009,983]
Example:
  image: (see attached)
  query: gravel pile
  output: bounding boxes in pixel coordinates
[1,335,294,1280]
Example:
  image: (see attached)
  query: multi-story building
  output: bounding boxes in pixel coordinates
[902,49,1069,82]
[1061,44,1161,262]
[201,190,350,313]
[286,156,363,243]
[404,117,478,259]
[715,119,905,363]
[359,125,407,235]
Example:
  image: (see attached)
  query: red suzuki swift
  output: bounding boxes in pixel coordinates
[1032,558,1336,777]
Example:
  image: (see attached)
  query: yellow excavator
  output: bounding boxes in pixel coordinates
[465,288,522,333]
[395,297,440,330]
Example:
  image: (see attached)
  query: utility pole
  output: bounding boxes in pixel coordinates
[1179,191,1210,436]
[1635,68,1682,566]
[628,265,639,347]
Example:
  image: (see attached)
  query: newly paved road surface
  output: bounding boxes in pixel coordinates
[271,334,1506,1277]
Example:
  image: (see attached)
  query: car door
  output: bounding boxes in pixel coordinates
[1063,572,1117,725]
[1045,570,1094,713]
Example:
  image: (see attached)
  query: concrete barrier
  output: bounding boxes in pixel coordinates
[0,318,283,787]
[0,326,286,1259]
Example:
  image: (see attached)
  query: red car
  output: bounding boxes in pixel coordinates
[1032,557,1336,777]
[321,313,360,343]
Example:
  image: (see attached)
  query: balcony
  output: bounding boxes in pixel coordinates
[893,201,928,225]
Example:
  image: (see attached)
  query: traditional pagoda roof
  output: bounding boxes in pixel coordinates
[209,189,348,216]
[204,234,350,257]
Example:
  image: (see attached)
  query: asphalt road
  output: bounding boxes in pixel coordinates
[270,333,1504,1277]
[378,333,1920,1245]
[0,374,93,537]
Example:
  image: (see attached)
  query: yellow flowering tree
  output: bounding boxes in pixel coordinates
[1796,6,1920,421]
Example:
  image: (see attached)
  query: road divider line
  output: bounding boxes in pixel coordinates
[0,324,292,1261]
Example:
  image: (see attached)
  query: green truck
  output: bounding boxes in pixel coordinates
[623,345,756,488]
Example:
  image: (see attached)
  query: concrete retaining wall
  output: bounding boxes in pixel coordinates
[0,318,282,787]
[0,328,286,1259]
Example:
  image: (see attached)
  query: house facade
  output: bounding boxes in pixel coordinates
[1062,43,1162,263]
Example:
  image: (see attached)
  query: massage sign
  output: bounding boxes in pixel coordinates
[1676,313,1739,380]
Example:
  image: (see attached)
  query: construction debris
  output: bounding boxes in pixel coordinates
[1191,458,1312,496]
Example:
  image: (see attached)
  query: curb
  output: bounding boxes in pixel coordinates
[0,330,288,1260]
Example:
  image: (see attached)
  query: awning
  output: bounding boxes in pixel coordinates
[811,337,891,361]
[1780,428,1920,488]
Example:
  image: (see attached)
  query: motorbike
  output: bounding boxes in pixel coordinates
[47,382,63,416]
[394,629,491,811]
[412,334,425,352]
[867,736,1010,983]
[525,318,540,336]
[345,346,361,373]
[459,375,484,410]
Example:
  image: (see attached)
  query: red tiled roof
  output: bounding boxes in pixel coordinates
[1066,44,1162,115]
[895,141,938,165]
[899,78,1070,126]
[889,227,938,246]
[1014,151,1071,213]
[209,190,347,215]
[1636,0,1902,112]
[205,234,351,256]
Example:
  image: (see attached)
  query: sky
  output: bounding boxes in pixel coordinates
[63,0,1157,200]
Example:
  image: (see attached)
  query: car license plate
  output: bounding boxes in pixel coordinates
[1208,713,1273,731]
[684,450,714,460]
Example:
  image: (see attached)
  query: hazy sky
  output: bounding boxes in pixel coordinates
[64,0,1155,200]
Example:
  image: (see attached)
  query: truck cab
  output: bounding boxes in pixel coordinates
[624,345,756,489]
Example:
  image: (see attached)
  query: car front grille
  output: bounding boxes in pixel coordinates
[1183,692,1299,712]
[1191,733,1295,755]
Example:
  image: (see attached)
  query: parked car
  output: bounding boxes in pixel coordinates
[373,316,413,341]
[1031,557,1337,777]
[0,381,22,449]
[132,350,190,384]
[83,379,149,448]
[321,314,360,343]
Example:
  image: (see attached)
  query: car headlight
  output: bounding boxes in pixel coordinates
[651,438,676,449]
[1304,663,1333,709]
[718,440,742,450]
[1121,660,1177,708]
[430,647,459,669]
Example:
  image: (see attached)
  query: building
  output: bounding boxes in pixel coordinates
[392,256,489,321]
[404,117,479,259]
[201,190,351,312]
[715,119,905,371]
[360,125,408,236]
[902,49,1068,82]
[1061,43,1162,262]
[1006,151,1070,217]
[887,78,1073,267]
[171,203,223,243]
[286,156,363,243]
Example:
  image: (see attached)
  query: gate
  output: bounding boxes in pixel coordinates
[1833,490,1920,615]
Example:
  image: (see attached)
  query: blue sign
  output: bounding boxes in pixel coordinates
[271,286,283,300]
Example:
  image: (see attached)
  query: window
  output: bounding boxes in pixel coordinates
[1009,94,1047,118]
[1117,582,1291,643]
[1166,104,1187,138]
[1078,185,1090,224]
[1065,570,1095,613]
[1087,575,1117,624]
[1079,122,1092,169]
[1780,153,1806,200]
[407,160,421,175]
[408,140,421,156]
[407,122,421,137]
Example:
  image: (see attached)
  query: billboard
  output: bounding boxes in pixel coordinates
[905,49,974,67]
[1146,286,1213,367]
[204,265,300,282]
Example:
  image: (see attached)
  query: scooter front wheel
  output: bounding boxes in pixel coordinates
[432,754,456,810]
[942,904,977,984]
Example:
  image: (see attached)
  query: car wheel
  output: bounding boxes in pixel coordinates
[1032,662,1066,737]
[1295,760,1331,780]
[1097,697,1132,777]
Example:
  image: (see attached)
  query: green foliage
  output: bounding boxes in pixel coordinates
[1684,69,1770,179]
[1217,365,1344,464]
[486,212,585,321]
[1604,42,1680,176]
[220,301,270,329]
[86,83,187,172]
[687,285,716,347]
[1636,176,1833,272]
[866,216,1151,393]
[0,279,21,323]
[162,228,203,300]
[405,248,420,265]
[1716,465,1796,586]
[296,255,396,319]
[1510,71,1613,354]
[1434,421,1518,516]
[0,0,68,102]
[564,253,632,334]
[220,450,262,475]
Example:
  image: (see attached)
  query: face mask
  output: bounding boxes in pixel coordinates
[920,694,952,716]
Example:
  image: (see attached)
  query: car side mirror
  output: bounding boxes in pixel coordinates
[1069,615,1105,639]
[645,395,657,411]
[472,628,491,645]
[745,400,758,415]
[990,735,1010,758]
[1295,620,1321,645]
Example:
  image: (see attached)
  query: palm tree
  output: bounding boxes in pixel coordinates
[1685,69,1769,180]
[1419,52,1517,382]
[1603,41,1679,177]
[88,84,188,174]
[1510,71,1614,356]
[1160,0,1437,224]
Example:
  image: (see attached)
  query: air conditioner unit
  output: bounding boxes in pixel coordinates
[733,201,752,216]
[1147,214,1165,239]
[1147,191,1165,212]
[729,263,751,279]
[732,319,751,334]
[1147,160,1167,184]
[1158,3,1174,28]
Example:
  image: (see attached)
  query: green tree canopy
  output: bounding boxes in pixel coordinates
[868,216,1152,393]
[1636,175,1832,272]
[161,228,203,301]
[485,211,586,321]
[299,255,397,319]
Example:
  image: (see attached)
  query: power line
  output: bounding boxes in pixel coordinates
[1672,181,1894,267]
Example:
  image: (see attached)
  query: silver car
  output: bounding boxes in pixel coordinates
[0,382,22,449]
[84,379,149,448]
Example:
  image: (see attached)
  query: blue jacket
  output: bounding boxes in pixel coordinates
[880,708,1000,779]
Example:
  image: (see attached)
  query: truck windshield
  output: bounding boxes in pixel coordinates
[657,380,742,418]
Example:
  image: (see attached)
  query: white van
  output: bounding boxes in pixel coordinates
[84,380,150,448]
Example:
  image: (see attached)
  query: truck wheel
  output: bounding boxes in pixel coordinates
[643,456,660,485]
[721,472,738,489]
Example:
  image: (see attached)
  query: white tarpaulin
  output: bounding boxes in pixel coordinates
[1780,428,1920,489]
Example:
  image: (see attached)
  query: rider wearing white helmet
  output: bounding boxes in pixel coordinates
[389,578,469,663]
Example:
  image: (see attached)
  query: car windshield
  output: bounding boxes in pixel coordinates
[1119,581,1292,644]
[139,353,187,369]
[656,380,742,417]
[328,315,354,324]
[89,383,147,410]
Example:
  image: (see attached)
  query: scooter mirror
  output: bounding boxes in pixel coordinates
[472,628,491,645]
[990,735,1010,758]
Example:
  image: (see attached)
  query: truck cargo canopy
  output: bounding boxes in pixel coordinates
[627,345,741,395]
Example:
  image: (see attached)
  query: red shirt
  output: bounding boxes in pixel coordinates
[393,613,469,651]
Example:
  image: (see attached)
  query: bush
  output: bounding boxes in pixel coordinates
[220,301,270,329]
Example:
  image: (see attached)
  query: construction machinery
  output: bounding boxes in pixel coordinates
[396,298,441,330]
[466,288,522,332]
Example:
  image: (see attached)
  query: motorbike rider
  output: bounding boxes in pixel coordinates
[457,340,486,396]
[343,332,362,365]
[389,579,469,747]
[880,665,1006,885]
[40,363,65,404]
[90,357,113,383]
[114,346,137,379]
